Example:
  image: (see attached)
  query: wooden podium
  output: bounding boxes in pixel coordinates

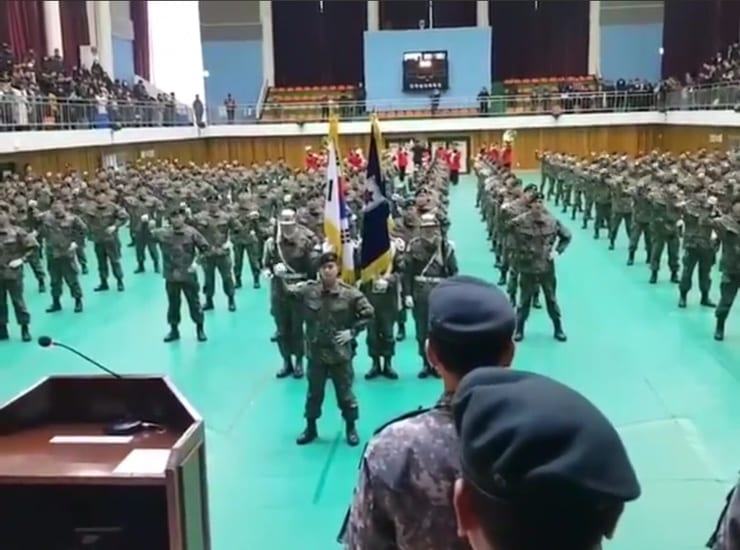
[0,375,210,550]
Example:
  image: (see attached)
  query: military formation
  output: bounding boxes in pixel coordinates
[537,148,740,341]
[475,154,571,342]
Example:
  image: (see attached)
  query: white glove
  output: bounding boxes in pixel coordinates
[334,329,353,346]
[549,250,559,261]
[262,268,273,280]
[185,207,192,217]
[8,258,23,269]
[28,199,37,207]
[141,214,149,223]
[708,196,718,206]
[148,219,156,229]
[105,225,116,235]
[69,242,78,252]
[187,263,197,274]
[29,230,37,239]
[404,295,414,309]
[274,262,287,276]
[222,241,233,251]
[179,201,187,209]
[249,229,256,238]
[676,219,685,229]
[374,277,389,292]
[711,230,718,242]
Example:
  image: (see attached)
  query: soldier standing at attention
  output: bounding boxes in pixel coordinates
[361,238,404,381]
[263,209,319,379]
[627,174,653,265]
[83,189,129,292]
[10,195,45,293]
[648,179,682,284]
[231,192,263,290]
[509,193,570,342]
[41,199,87,314]
[608,173,632,250]
[711,198,740,341]
[341,276,516,549]
[592,168,612,240]
[127,187,162,274]
[404,213,458,378]
[678,181,718,309]
[152,208,209,343]
[0,203,37,342]
[288,251,374,447]
[191,194,238,312]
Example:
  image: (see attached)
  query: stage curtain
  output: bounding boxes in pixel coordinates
[662,0,740,79]
[324,0,366,85]
[432,0,476,28]
[60,0,89,69]
[2,0,46,60]
[489,0,589,80]
[131,0,150,80]
[380,0,428,30]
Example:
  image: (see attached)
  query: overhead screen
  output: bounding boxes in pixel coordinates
[402,50,449,92]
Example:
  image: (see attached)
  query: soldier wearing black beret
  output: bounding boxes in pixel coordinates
[452,368,640,550]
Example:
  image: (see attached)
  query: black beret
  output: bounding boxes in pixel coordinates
[319,251,338,266]
[523,183,538,193]
[428,275,515,344]
[453,369,640,505]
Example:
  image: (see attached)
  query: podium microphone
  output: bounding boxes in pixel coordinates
[37,336,154,435]
[38,336,122,379]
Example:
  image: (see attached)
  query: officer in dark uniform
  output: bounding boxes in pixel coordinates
[452,368,641,550]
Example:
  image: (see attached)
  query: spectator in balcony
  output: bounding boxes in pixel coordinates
[356,82,366,117]
[193,94,204,127]
[431,88,441,116]
[477,87,489,114]
[225,93,236,124]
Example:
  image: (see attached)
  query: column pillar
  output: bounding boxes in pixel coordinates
[476,0,489,27]
[94,0,114,75]
[43,0,64,56]
[259,1,275,86]
[588,0,601,76]
[368,0,380,31]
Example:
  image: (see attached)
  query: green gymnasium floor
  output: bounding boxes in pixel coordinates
[1,173,739,549]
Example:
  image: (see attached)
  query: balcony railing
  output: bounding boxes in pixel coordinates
[0,82,737,131]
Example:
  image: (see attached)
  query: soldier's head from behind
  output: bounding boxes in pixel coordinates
[318,251,339,287]
[170,208,187,230]
[279,208,298,238]
[452,369,640,550]
[426,276,515,385]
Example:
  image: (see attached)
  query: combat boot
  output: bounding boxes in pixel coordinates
[670,271,680,284]
[116,279,125,292]
[234,275,242,289]
[581,218,588,229]
[38,278,46,293]
[228,296,236,312]
[293,356,304,379]
[627,250,635,266]
[134,263,145,274]
[497,272,507,286]
[74,298,83,313]
[94,279,109,292]
[649,270,658,284]
[46,298,62,313]
[154,261,160,274]
[20,324,31,342]
[382,357,399,380]
[701,293,716,308]
[253,273,261,289]
[417,359,433,379]
[196,323,207,342]
[0,324,8,340]
[81,265,88,275]
[513,318,525,342]
[395,323,406,341]
[532,294,542,309]
[276,358,294,378]
[365,358,381,380]
[163,325,180,343]
[608,239,615,250]
[346,421,359,447]
[553,319,568,342]
[715,316,726,341]
[296,420,318,445]
[678,291,687,308]
[202,297,214,311]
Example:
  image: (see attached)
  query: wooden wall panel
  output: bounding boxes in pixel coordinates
[0,126,736,176]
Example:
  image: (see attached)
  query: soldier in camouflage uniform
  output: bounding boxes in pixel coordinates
[10,195,45,293]
[608,173,632,250]
[678,180,719,308]
[126,187,162,274]
[263,209,319,379]
[627,173,653,265]
[231,192,263,290]
[711,198,740,341]
[0,202,37,342]
[82,189,129,292]
[41,199,87,314]
[509,193,570,342]
[191,194,238,312]
[152,208,209,343]
[342,275,515,550]
[361,239,404,381]
[288,251,374,447]
[648,179,682,284]
[592,169,612,240]
[403,213,458,378]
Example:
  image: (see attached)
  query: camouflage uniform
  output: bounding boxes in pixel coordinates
[342,393,468,550]
[679,193,718,305]
[593,171,612,239]
[289,279,373,427]
[608,175,632,249]
[231,202,264,289]
[0,221,37,334]
[627,179,653,264]
[81,200,129,289]
[711,212,740,340]
[649,186,682,283]
[152,224,210,337]
[40,210,87,311]
[126,193,163,272]
[10,200,45,291]
[190,207,238,310]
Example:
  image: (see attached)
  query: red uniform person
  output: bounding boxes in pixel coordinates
[500,142,513,170]
[305,147,320,170]
[448,146,461,185]
[396,147,409,182]
[488,143,500,165]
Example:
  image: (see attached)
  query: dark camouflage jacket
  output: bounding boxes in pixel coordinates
[40,212,88,259]
[190,209,238,255]
[0,224,37,280]
[682,196,717,250]
[81,202,129,243]
[152,225,209,282]
[403,237,458,298]
[712,215,740,274]
[508,210,571,274]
